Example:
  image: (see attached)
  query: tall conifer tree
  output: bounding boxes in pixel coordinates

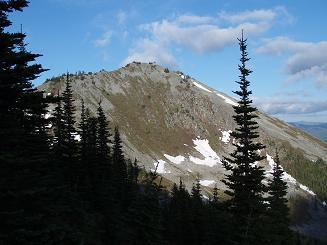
[112,126,128,205]
[0,1,65,243]
[61,73,78,188]
[97,104,111,161]
[266,151,293,244]
[222,32,267,244]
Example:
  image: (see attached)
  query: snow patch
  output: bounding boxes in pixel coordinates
[203,195,209,200]
[152,160,171,174]
[215,92,238,106]
[266,154,315,195]
[45,113,51,119]
[220,130,232,143]
[323,201,326,206]
[199,180,216,187]
[193,81,212,93]
[187,168,193,173]
[72,133,81,142]
[299,184,315,196]
[190,138,221,167]
[164,154,185,164]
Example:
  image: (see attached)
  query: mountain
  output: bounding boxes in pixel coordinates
[39,62,327,240]
[290,122,327,143]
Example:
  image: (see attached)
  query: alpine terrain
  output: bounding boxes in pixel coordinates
[39,62,327,240]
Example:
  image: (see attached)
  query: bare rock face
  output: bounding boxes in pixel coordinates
[39,62,327,240]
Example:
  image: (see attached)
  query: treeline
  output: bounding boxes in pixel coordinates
[281,143,327,201]
[1,1,323,245]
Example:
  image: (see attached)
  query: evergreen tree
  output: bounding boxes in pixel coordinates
[52,96,64,156]
[122,174,163,245]
[97,104,111,161]
[96,104,113,210]
[212,184,219,204]
[77,101,90,195]
[61,73,78,188]
[165,180,195,245]
[222,32,267,245]
[191,179,204,245]
[266,151,293,244]
[0,1,70,243]
[112,126,128,206]
[79,100,87,160]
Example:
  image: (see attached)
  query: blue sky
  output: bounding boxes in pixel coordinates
[9,0,327,122]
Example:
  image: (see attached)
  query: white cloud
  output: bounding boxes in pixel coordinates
[95,30,112,47]
[219,6,293,25]
[219,9,277,23]
[122,39,178,68]
[257,38,327,88]
[176,14,214,24]
[256,37,311,55]
[256,98,327,115]
[146,20,268,54]
[123,7,286,66]
[122,7,290,67]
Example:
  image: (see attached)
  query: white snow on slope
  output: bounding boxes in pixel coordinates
[215,92,238,106]
[199,180,216,187]
[193,81,212,93]
[266,154,315,195]
[164,154,185,164]
[152,160,171,174]
[72,133,81,142]
[220,130,232,143]
[189,138,221,167]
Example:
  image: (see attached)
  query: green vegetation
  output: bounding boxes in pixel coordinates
[281,142,327,200]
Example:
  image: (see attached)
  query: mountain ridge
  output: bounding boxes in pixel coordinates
[290,122,327,143]
[38,62,327,239]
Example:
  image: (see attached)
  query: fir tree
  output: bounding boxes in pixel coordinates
[266,151,293,244]
[212,184,219,204]
[96,103,111,161]
[222,31,267,245]
[0,1,68,243]
[77,100,90,194]
[191,178,204,245]
[61,73,78,188]
[112,126,128,205]
[165,180,195,245]
[122,176,163,245]
[52,96,64,156]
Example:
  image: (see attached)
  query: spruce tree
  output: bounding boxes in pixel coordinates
[52,96,64,156]
[0,1,69,243]
[266,151,293,244]
[122,175,163,245]
[77,100,89,195]
[165,180,195,245]
[191,179,204,245]
[222,32,267,244]
[96,104,111,161]
[61,73,78,188]
[112,126,128,205]
[212,184,219,204]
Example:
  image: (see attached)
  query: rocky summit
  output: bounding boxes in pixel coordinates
[39,62,327,240]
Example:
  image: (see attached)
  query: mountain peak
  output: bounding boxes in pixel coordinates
[38,64,327,239]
